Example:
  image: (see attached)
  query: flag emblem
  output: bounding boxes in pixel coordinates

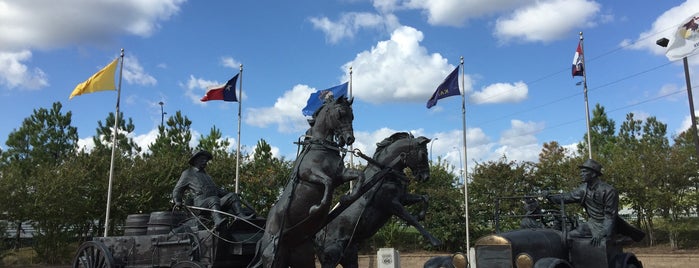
[572,41,584,77]
[426,66,460,109]
[665,13,699,61]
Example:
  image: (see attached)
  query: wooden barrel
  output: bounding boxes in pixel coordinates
[123,214,150,236]
[147,211,187,235]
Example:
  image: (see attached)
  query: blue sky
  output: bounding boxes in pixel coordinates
[2,0,699,173]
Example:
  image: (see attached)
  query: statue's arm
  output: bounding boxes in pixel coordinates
[172,171,189,205]
[548,184,584,204]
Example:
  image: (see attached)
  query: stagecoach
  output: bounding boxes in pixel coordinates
[72,208,265,268]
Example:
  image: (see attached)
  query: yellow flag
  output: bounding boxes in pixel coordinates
[69,58,119,99]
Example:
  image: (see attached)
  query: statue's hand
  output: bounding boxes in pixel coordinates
[173,201,183,210]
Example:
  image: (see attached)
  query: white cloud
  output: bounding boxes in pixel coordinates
[622,0,699,61]
[0,0,184,91]
[677,110,699,134]
[243,84,316,133]
[123,55,157,86]
[221,57,241,69]
[470,81,528,104]
[0,0,185,51]
[487,119,545,162]
[0,50,48,90]
[404,0,526,26]
[494,0,601,43]
[310,12,400,43]
[77,136,96,152]
[183,75,219,105]
[342,26,466,104]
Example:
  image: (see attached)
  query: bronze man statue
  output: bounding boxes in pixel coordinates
[547,159,618,247]
[172,150,253,230]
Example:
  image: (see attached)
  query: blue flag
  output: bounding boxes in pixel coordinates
[426,66,460,109]
[302,82,348,116]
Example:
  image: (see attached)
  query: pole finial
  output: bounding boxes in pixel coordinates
[460,56,464,64]
[579,32,583,40]
[239,64,243,71]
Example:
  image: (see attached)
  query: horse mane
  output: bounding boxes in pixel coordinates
[373,132,413,158]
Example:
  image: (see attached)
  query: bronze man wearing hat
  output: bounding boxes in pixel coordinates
[172,150,254,230]
[547,159,618,247]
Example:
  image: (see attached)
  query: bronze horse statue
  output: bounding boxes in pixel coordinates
[254,96,365,268]
[314,132,441,268]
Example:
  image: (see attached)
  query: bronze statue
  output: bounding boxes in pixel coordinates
[547,159,644,246]
[520,197,545,229]
[255,96,365,268]
[172,150,254,230]
[314,132,440,268]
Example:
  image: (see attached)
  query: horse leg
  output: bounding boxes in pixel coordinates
[289,240,316,268]
[305,167,334,215]
[390,196,442,246]
[316,237,345,268]
[338,168,365,205]
[338,242,359,268]
[401,193,429,221]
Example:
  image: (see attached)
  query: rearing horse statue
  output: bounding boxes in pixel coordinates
[254,96,364,268]
[314,132,441,268]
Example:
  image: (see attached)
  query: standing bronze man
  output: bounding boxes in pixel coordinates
[173,150,254,230]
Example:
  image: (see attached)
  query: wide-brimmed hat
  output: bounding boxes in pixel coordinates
[578,158,602,175]
[189,150,212,165]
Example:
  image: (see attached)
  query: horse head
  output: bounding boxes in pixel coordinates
[374,132,431,182]
[313,96,355,147]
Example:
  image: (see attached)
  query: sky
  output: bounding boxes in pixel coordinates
[2,0,699,175]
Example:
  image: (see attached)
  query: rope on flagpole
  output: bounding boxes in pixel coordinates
[104,48,125,237]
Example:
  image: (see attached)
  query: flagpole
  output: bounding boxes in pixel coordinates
[580,32,593,159]
[348,67,355,193]
[235,64,243,193]
[104,49,124,237]
[459,56,470,251]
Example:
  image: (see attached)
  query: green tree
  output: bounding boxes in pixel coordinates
[535,141,578,192]
[578,104,616,160]
[415,158,468,251]
[1,102,79,263]
[196,126,231,159]
[468,157,536,238]
[609,113,670,246]
[92,111,141,156]
[238,139,290,215]
[85,112,141,236]
[139,111,194,212]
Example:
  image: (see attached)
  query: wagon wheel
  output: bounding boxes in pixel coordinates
[172,260,205,268]
[72,241,116,268]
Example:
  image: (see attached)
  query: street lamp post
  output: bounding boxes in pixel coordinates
[158,101,166,128]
